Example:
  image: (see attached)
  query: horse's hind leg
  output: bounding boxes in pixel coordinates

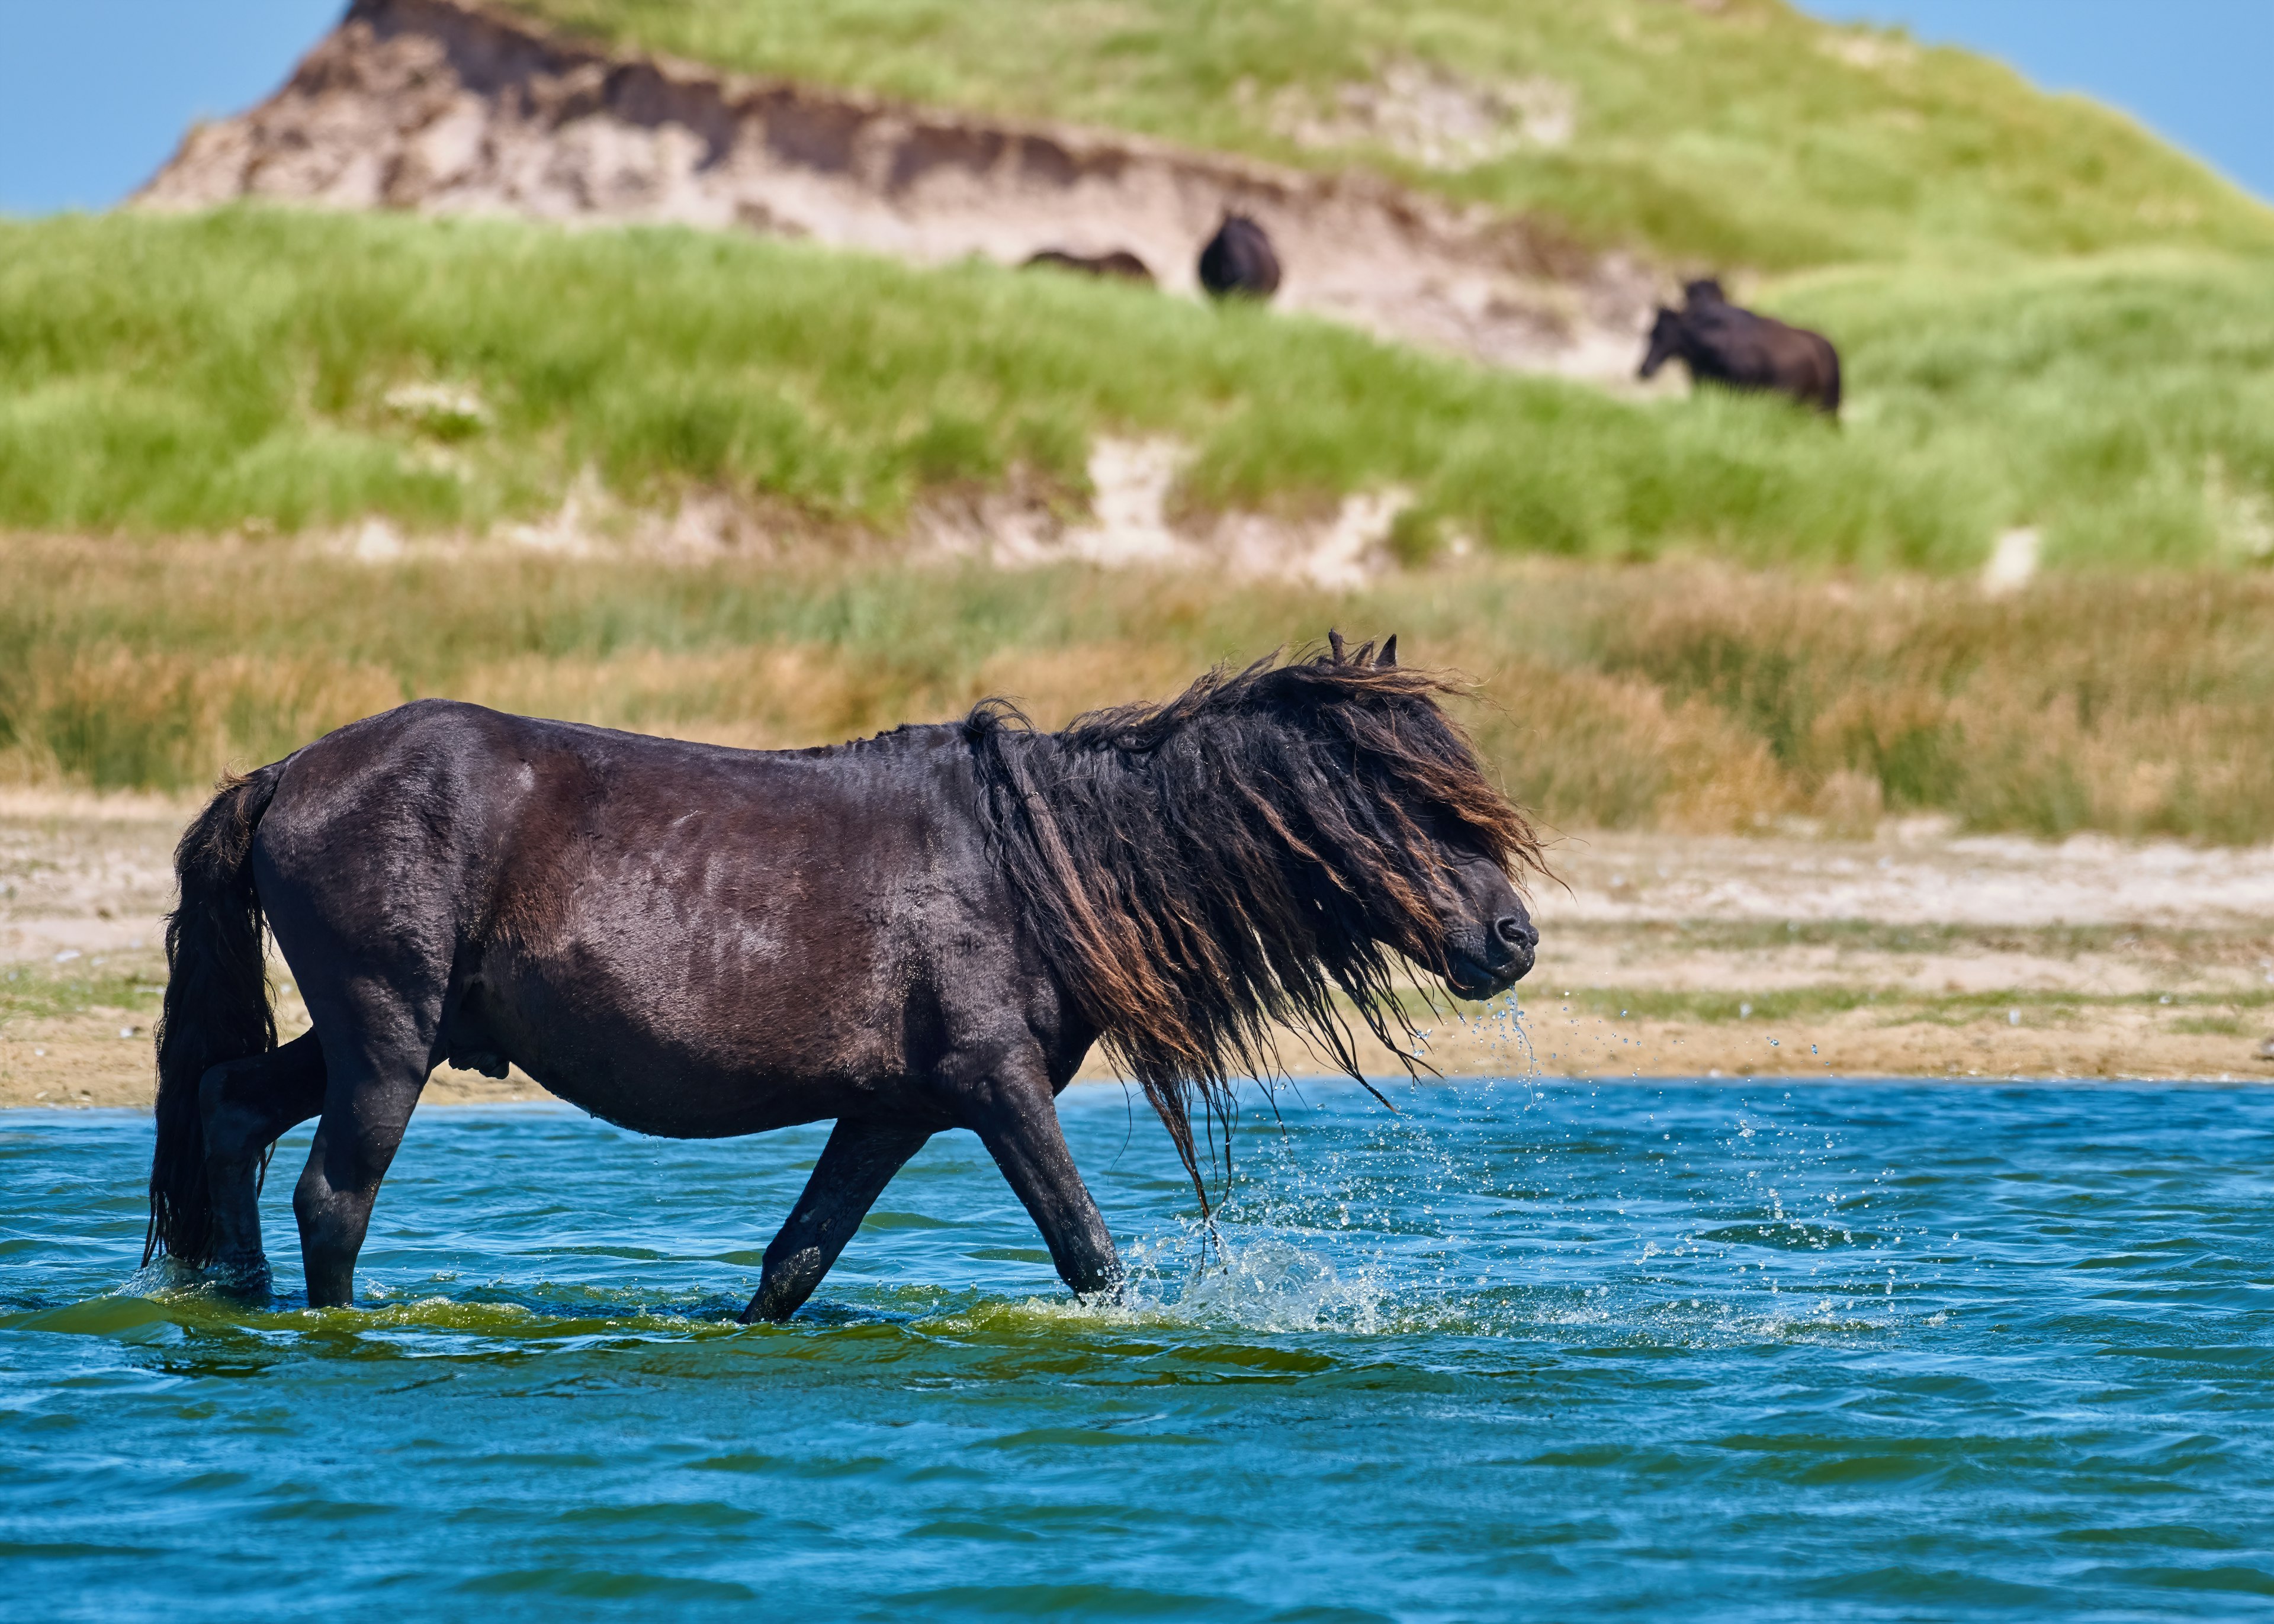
[290,996,439,1308]
[743,1116,934,1323]
[293,1074,427,1308]
[200,1030,327,1293]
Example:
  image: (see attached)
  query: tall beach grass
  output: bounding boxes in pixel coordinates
[4,208,2270,841]
[8,537,2272,841]
[2,210,2272,572]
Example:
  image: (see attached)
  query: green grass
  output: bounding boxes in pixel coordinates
[2171,1015,2250,1037]
[1778,253,2274,568]
[3,210,2273,572]
[500,0,2274,270]
[6,211,2274,834]
[0,959,165,1025]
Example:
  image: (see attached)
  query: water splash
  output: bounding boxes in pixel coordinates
[1076,1077,1953,1346]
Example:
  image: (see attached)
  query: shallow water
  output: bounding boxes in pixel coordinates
[5,1077,2273,1621]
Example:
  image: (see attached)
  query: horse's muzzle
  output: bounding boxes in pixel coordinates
[1448,914,1536,998]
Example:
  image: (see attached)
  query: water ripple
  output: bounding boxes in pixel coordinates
[5,1082,2273,1619]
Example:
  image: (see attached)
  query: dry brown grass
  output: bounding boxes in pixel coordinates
[5,535,2273,840]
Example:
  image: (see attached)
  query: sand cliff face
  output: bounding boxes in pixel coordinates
[139,0,1653,379]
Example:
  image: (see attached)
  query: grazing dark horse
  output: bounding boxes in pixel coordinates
[146,636,1541,1320]
[1198,213,1281,300]
[1639,280,1841,415]
[1023,248,1155,284]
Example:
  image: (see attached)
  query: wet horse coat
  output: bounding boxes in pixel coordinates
[147,639,1540,1318]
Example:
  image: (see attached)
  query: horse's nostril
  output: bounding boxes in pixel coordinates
[1494,915,1537,951]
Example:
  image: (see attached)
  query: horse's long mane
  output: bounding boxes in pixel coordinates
[966,635,1543,1211]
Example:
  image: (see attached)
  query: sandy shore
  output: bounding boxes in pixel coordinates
[4,795,2270,1111]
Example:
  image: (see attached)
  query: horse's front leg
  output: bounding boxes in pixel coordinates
[962,1063,1122,1302]
[743,1115,934,1323]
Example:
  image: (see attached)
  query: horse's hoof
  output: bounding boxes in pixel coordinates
[207,1255,274,1302]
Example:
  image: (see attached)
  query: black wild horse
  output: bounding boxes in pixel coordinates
[1022,248,1155,284]
[1638,279,1841,416]
[147,636,1541,1319]
[1198,213,1281,300]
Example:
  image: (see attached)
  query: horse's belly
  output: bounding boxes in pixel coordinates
[529,1061,856,1140]
[465,960,912,1139]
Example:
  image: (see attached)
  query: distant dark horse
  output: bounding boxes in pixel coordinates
[1639,280,1841,416]
[146,636,1541,1320]
[1198,214,1281,300]
[1023,248,1155,284]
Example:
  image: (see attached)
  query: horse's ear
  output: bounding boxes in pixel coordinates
[1328,628,1347,664]
[1376,634,1398,668]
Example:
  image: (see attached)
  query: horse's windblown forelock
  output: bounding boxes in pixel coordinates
[966,640,1542,1212]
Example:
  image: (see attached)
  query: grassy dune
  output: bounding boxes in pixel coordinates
[2,210,2270,571]
[9,535,2273,839]
[500,0,2274,268]
[6,8,2272,831]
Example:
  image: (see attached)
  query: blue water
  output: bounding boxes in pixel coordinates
[5,1078,2274,1621]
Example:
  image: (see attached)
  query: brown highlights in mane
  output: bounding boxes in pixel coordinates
[966,636,1544,1211]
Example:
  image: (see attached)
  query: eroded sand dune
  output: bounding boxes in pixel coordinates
[139,0,1653,380]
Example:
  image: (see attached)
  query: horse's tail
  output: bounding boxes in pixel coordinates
[146,762,287,1269]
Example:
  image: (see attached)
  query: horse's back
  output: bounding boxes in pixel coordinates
[249,701,1024,1135]
[1687,305,1838,412]
[258,696,962,870]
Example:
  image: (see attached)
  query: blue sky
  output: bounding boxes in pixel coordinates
[1801,1,2272,202]
[0,1,2267,215]
[0,1,340,214]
